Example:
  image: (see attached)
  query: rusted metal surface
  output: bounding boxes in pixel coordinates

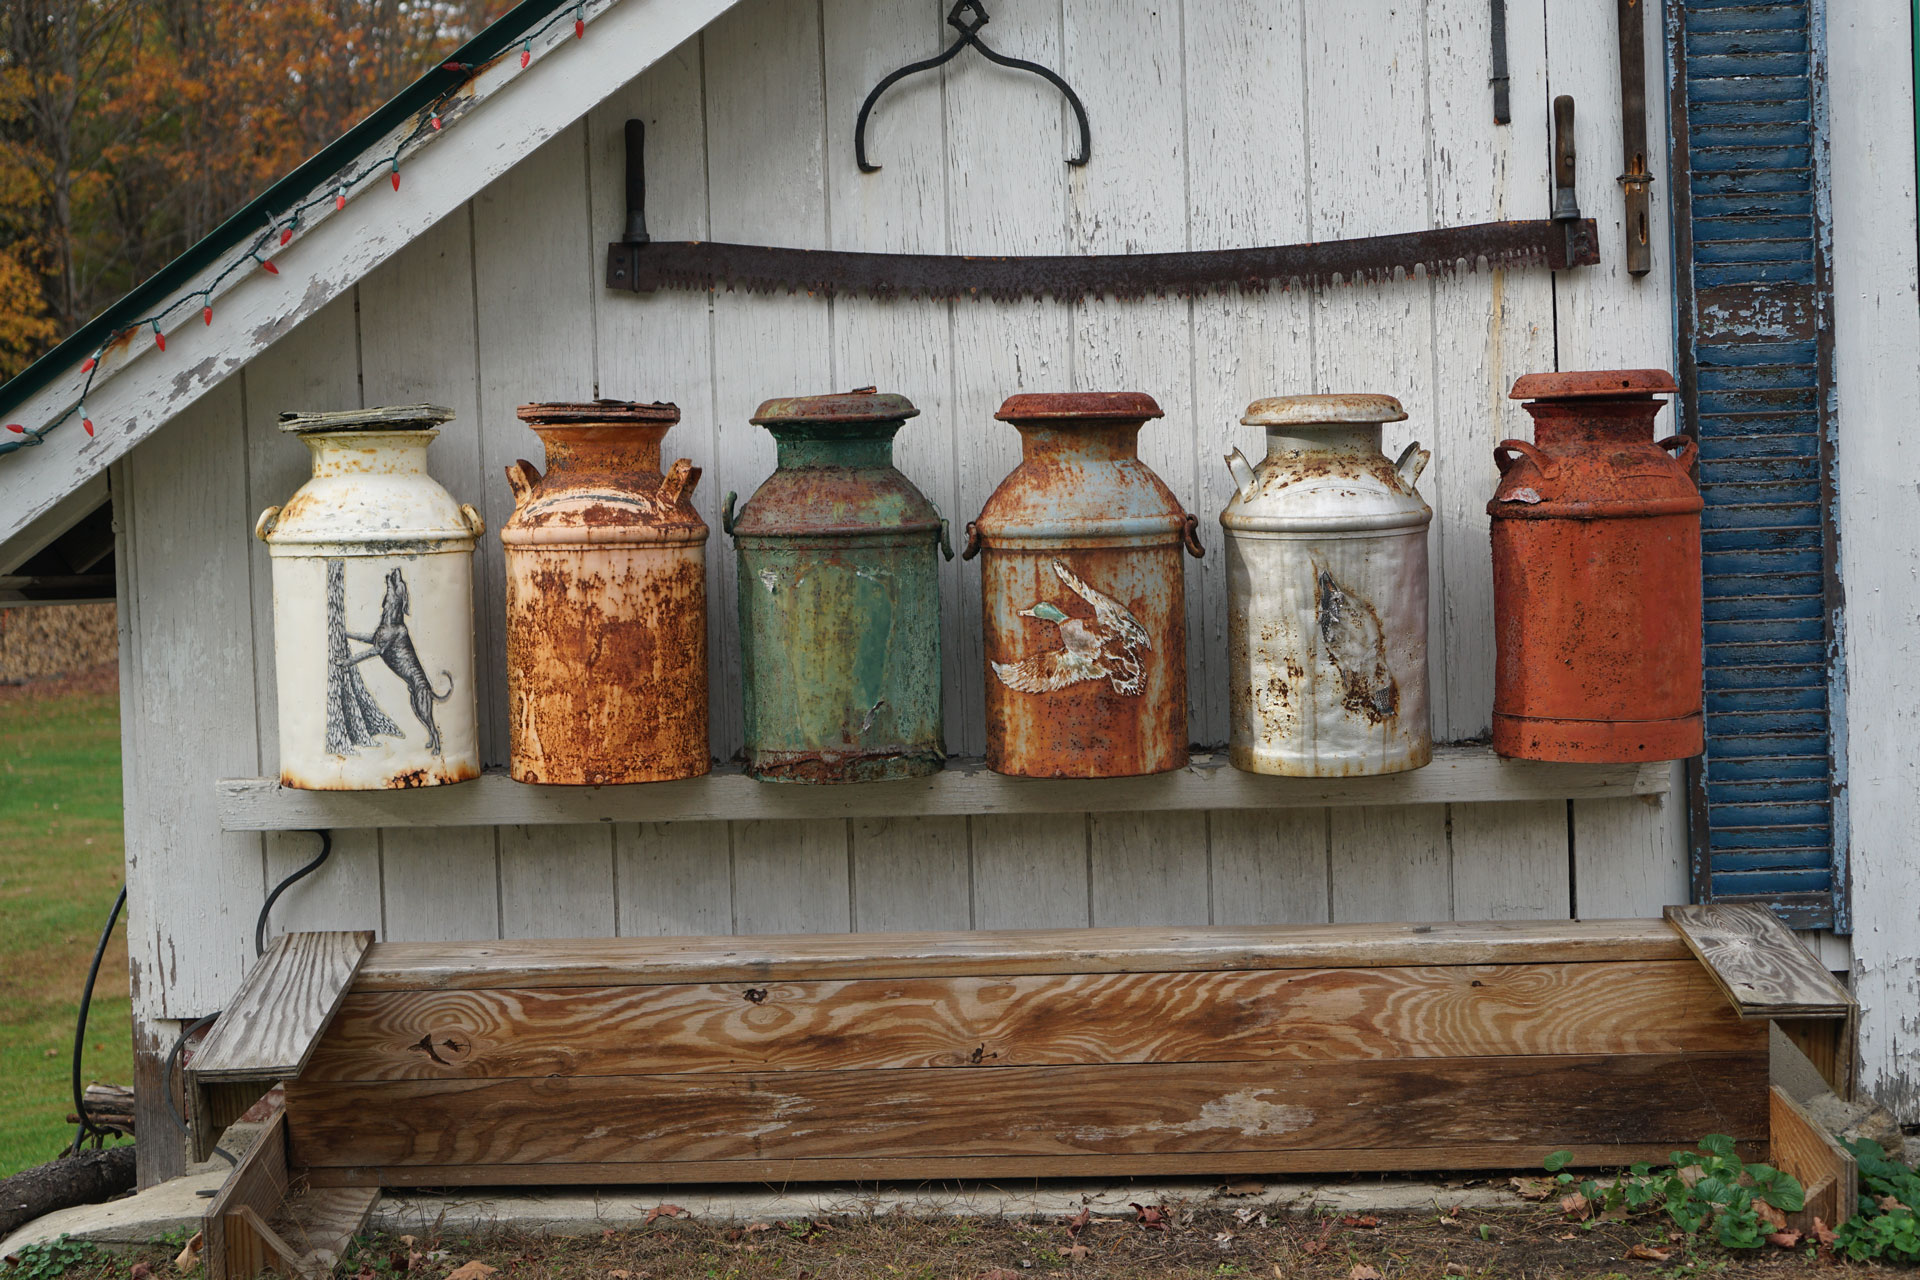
[1616,0,1653,277]
[969,392,1197,778]
[606,219,1601,303]
[1221,394,1433,777]
[256,405,482,790]
[500,400,709,786]
[725,390,948,784]
[1490,369,1705,762]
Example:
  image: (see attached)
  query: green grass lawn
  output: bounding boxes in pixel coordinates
[0,684,132,1177]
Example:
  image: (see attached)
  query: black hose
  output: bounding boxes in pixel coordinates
[66,886,126,1156]
[161,1012,235,1166]
[255,830,332,958]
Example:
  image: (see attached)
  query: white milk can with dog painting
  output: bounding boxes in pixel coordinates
[1220,394,1432,778]
[255,405,484,789]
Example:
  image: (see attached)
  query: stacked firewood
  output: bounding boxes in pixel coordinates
[64,1084,135,1137]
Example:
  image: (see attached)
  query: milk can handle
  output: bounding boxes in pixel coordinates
[460,504,486,538]
[1182,512,1205,558]
[961,521,982,561]
[1656,434,1698,471]
[253,506,280,542]
[722,491,737,536]
[938,518,954,562]
[1493,439,1556,478]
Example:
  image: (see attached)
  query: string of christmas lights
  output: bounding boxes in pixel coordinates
[0,3,592,457]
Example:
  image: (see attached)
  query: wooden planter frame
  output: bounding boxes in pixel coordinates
[192,905,1854,1280]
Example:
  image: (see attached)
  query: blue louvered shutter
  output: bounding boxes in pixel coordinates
[1670,0,1847,930]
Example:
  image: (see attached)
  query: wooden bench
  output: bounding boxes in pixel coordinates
[191,907,1856,1277]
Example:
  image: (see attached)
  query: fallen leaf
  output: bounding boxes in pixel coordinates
[1624,1244,1671,1262]
[1881,1194,1906,1213]
[399,1237,417,1248]
[1347,1266,1382,1280]
[1813,1217,1836,1248]
[1675,1166,1704,1190]
[1445,1263,1468,1276]
[1755,1201,1788,1230]
[130,1264,151,1280]
[1342,1215,1381,1229]
[1767,1230,1803,1249]
[747,1222,773,1233]
[1130,1204,1169,1231]
[609,1271,632,1279]
[977,1270,1022,1280]
[1508,1177,1554,1202]
[1302,1220,1338,1256]
[1213,1231,1236,1247]
[1062,1245,1089,1260]
[1559,1192,1592,1220]
[643,1204,687,1226]
[1233,1207,1269,1228]
[444,1264,495,1280]
[1219,1180,1266,1197]
[174,1232,204,1273]
[1064,1208,1091,1236]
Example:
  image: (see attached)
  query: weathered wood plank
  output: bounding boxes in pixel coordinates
[301,1140,1758,1187]
[1451,800,1573,921]
[1664,904,1855,1018]
[1090,812,1211,927]
[1572,785,1687,918]
[218,748,1670,831]
[1209,809,1330,926]
[1780,1017,1856,1102]
[614,822,733,938]
[348,918,1693,991]
[284,1050,1769,1169]
[300,960,1759,1083]
[1330,805,1449,923]
[969,813,1088,930]
[203,1109,289,1280]
[1769,1085,1858,1233]
[851,817,970,932]
[499,824,615,940]
[192,932,374,1081]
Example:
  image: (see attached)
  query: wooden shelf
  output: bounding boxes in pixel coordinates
[216,746,1669,831]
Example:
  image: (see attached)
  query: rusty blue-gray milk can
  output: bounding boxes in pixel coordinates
[722,390,952,782]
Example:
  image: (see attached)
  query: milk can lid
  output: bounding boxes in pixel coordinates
[1242,393,1406,426]
[517,399,679,425]
[751,388,918,425]
[277,403,454,434]
[994,391,1164,422]
[1509,369,1677,400]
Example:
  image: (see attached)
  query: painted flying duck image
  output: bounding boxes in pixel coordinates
[993,560,1153,697]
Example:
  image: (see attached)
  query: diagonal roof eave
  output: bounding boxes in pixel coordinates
[0,0,742,556]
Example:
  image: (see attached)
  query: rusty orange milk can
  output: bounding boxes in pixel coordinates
[1490,370,1704,762]
[500,400,709,784]
[967,392,1202,778]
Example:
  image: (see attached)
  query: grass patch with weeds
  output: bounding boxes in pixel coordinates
[0,678,131,1176]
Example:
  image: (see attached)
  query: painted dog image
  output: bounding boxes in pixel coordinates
[347,567,455,755]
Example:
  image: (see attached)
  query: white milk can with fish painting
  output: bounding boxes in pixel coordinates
[255,405,484,789]
[1220,394,1432,777]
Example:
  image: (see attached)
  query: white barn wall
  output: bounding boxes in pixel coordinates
[1829,0,1920,1117]
[120,0,1693,1043]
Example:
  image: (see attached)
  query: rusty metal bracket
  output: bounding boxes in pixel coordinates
[1616,0,1654,276]
[855,0,1090,173]
[1489,0,1511,124]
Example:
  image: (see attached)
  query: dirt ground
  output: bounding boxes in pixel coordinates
[62,1204,1887,1280]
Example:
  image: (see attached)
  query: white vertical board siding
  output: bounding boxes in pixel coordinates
[1829,0,1920,1117]
[120,0,1704,1022]
[122,378,261,1019]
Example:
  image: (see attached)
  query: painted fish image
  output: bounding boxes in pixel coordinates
[993,560,1152,697]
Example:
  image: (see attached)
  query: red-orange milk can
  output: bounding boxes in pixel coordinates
[1489,369,1704,762]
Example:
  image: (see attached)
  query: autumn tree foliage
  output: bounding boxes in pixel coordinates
[0,1,497,380]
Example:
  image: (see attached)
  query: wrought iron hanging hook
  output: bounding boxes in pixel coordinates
[855,0,1091,174]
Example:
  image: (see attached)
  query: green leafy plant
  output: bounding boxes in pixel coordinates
[2,1236,97,1280]
[1833,1138,1920,1263]
[1541,1135,1805,1250]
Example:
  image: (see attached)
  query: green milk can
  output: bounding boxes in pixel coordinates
[722,389,952,782]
